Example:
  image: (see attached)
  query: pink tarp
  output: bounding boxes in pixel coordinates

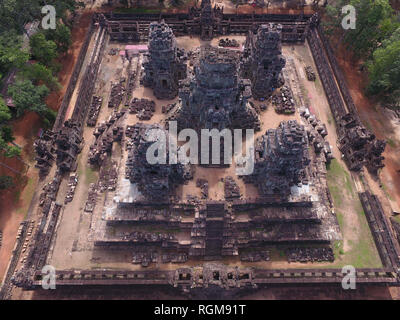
[125,45,148,52]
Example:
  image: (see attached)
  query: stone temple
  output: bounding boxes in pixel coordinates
[240,23,286,99]
[247,120,310,198]
[125,123,192,201]
[168,46,260,132]
[143,21,187,99]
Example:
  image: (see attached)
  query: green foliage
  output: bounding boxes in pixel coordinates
[29,33,57,66]
[44,23,72,53]
[323,0,400,103]
[0,0,41,33]
[8,79,51,119]
[21,62,60,90]
[0,134,20,157]
[0,30,29,80]
[345,0,395,58]
[324,0,397,58]
[0,97,12,124]
[1,126,14,142]
[0,0,84,33]
[0,175,14,189]
[367,27,400,104]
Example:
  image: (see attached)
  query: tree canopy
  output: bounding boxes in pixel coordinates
[8,79,56,126]
[367,27,400,104]
[29,33,57,66]
[0,31,29,81]
[44,23,72,54]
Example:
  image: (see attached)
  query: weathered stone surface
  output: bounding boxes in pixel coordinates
[240,23,286,99]
[248,120,310,198]
[170,46,259,132]
[143,21,187,100]
[125,123,192,201]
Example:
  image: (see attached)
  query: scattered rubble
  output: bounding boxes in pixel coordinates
[84,183,98,213]
[108,79,126,108]
[99,160,118,192]
[129,98,155,120]
[240,250,270,262]
[305,66,316,81]
[286,247,334,263]
[218,38,240,48]
[196,179,209,199]
[271,85,295,114]
[87,96,103,127]
[65,173,78,204]
[88,109,126,166]
[224,176,241,199]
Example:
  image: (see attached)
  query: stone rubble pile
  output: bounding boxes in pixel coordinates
[64,173,78,204]
[98,160,118,192]
[129,98,156,120]
[87,96,103,127]
[108,78,126,108]
[224,176,241,199]
[305,66,316,81]
[33,130,55,176]
[286,247,334,263]
[196,179,209,199]
[84,183,98,213]
[218,38,240,48]
[271,85,295,114]
[88,109,126,166]
[300,107,333,162]
[240,250,270,262]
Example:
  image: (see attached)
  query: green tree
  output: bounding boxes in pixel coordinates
[44,23,72,54]
[1,126,14,142]
[0,30,29,80]
[0,175,14,189]
[8,79,56,126]
[0,134,20,157]
[21,62,60,90]
[367,27,400,103]
[0,97,12,124]
[324,0,398,59]
[29,33,57,66]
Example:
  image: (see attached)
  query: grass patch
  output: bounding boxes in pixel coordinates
[327,159,354,197]
[85,166,98,185]
[326,159,382,268]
